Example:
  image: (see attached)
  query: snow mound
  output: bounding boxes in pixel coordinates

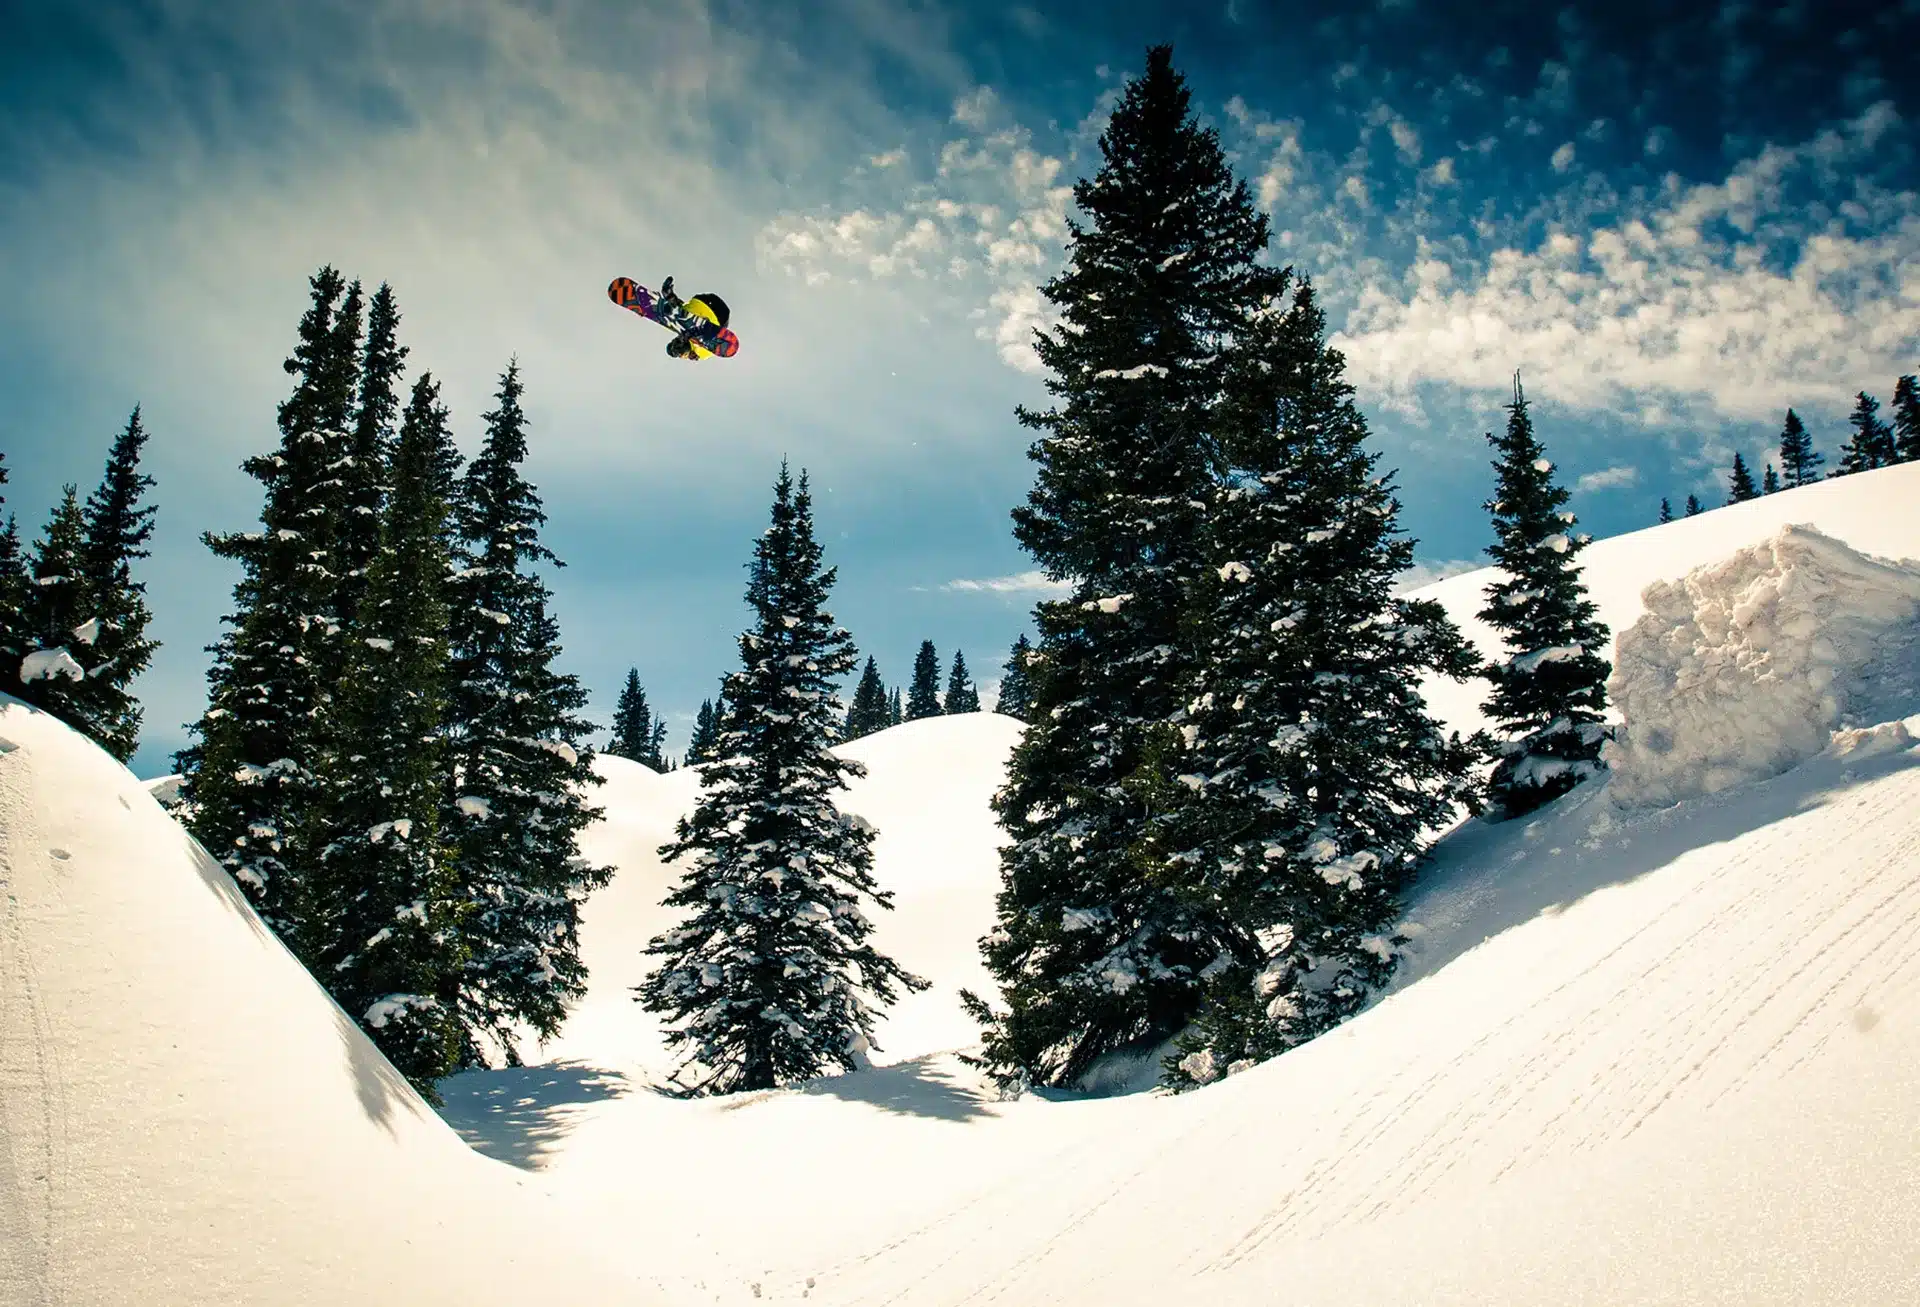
[1606,524,1920,807]
[0,697,659,1306]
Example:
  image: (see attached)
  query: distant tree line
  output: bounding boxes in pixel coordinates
[1656,381,1919,523]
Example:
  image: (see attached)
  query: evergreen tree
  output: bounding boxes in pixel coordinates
[1658,497,1673,524]
[996,633,1035,719]
[650,717,670,769]
[332,283,406,636]
[842,654,890,739]
[637,465,926,1094]
[75,406,160,761]
[888,687,902,725]
[15,488,93,726]
[1159,279,1484,1087]
[1684,494,1703,516]
[181,266,361,943]
[1835,391,1895,475]
[1893,375,1920,464]
[0,454,26,699]
[307,373,465,1099]
[608,669,655,762]
[1472,378,1611,819]
[905,640,943,719]
[686,698,719,763]
[943,649,981,713]
[1727,451,1758,504]
[963,45,1279,1091]
[442,361,608,1066]
[1777,408,1822,487]
[1762,462,1781,494]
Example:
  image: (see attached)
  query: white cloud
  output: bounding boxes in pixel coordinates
[1424,156,1457,186]
[944,570,1072,595]
[1574,465,1640,492]
[1332,102,1920,422]
[869,147,908,168]
[1393,558,1482,593]
[952,86,999,129]
[1550,142,1576,172]
[1388,117,1422,165]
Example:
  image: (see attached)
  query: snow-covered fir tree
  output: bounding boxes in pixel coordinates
[1763,462,1781,494]
[1894,375,1920,463]
[181,266,361,944]
[637,464,926,1095]
[306,373,465,1099]
[1727,452,1757,504]
[995,633,1034,719]
[1658,497,1673,524]
[608,668,659,764]
[1835,391,1895,475]
[15,487,93,726]
[1162,278,1484,1088]
[441,361,607,1066]
[1685,494,1703,516]
[963,45,1278,1091]
[0,454,26,699]
[842,654,890,739]
[75,406,160,761]
[905,640,942,719]
[944,649,980,713]
[331,282,406,638]
[1777,408,1823,487]
[1473,378,1611,820]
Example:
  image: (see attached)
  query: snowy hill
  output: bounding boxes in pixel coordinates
[0,699,665,1306]
[8,463,1920,1306]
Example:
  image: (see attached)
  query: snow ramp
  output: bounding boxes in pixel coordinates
[0,698,665,1307]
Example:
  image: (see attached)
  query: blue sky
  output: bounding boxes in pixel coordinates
[3,0,1917,777]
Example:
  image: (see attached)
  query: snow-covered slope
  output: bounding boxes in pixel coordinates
[429,462,1920,1306]
[0,698,664,1307]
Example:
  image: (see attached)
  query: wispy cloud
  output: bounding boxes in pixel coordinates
[1574,464,1639,492]
[1332,102,1920,423]
[943,570,1072,595]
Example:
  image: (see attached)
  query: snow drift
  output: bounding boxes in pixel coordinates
[1606,524,1920,806]
[0,697,661,1307]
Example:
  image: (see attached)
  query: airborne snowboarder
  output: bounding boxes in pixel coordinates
[608,275,739,360]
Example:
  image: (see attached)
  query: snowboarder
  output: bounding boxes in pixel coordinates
[608,275,739,360]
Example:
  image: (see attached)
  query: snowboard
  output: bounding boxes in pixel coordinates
[608,277,740,359]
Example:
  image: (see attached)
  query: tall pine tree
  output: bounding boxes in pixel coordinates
[944,649,980,713]
[1777,408,1822,487]
[637,465,926,1094]
[1893,375,1920,464]
[16,488,93,725]
[905,640,943,719]
[332,282,406,636]
[307,373,465,1099]
[76,406,161,761]
[996,633,1034,719]
[686,698,720,763]
[1727,452,1758,503]
[608,669,657,763]
[1684,494,1703,516]
[1762,462,1781,494]
[842,654,890,740]
[888,687,902,725]
[442,361,608,1066]
[1835,391,1895,475]
[1160,279,1483,1086]
[182,266,361,943]
[1658,497,1673,524]
[0,454,26,699]
[964,45,1279,1090]
[1474,378,1611,819]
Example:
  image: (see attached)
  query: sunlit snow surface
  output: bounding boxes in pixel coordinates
[5,463,1920,1305]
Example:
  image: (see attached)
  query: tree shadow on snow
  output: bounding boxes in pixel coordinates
[435,1061,634,1168]
[801,1054,996,1122]
[1395,738,1920,992]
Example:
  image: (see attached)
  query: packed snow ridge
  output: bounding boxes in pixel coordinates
[1606,524,1920,807]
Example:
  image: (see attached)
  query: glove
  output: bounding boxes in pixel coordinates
[660,275,677,301]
